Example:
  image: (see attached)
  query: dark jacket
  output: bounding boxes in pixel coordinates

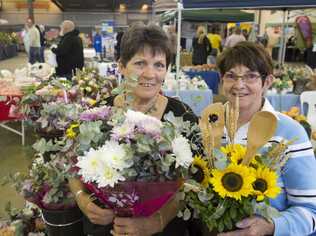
[52,29,84,77]
[192,36,212,65]
[35,25,45,47]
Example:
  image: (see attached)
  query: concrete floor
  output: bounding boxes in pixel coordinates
[0,53,33,219]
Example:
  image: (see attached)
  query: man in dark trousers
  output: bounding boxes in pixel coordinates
[52,20,84,79]
[35,24,45,62]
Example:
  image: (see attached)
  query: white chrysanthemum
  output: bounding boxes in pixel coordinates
[99,140,133,170]
[111,123,135,140]
[139,119,162,135]
[125,109,162,135]
[125,109,149,124]
[96,165,125,188]
[32,155,44,168]
[172,135,193,168]
[76,148,106,182]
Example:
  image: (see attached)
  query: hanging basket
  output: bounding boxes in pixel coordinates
[41,206,85,236]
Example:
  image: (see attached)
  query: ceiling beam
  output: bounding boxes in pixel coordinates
[51,0,64,11]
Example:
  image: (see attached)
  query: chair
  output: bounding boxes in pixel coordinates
[300,91,316,131]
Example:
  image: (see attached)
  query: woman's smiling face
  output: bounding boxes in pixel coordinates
[222,64,272,113]
[119,46,167,101]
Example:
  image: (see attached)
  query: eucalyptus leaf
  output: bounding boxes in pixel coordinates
[212,203,226,219]
[183,208,191,221]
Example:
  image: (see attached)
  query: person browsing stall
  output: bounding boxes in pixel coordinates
[216,41,316,236]
[51,20,84,79]
[192,26,212,65]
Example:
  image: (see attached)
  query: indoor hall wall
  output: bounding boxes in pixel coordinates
[0,0,152,27]
[0,0,62,26]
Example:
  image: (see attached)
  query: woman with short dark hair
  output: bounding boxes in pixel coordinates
[69,24,201,236]
[216,41,316,236]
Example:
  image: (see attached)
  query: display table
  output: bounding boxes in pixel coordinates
[266,93,300,112]
[184,70,220,94]
[0,44,18,60]
[163,89,213,116]
[0,85,25,145]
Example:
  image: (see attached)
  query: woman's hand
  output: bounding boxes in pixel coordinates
[77,192,114,225]
[218,216,275,236]
[111,214,162,236]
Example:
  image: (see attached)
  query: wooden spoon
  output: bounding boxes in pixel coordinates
[241,111,277,165]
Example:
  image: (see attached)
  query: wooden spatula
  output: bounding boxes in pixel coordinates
[241,111,277,165]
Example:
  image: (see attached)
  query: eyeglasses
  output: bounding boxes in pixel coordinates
[223,72,262,84]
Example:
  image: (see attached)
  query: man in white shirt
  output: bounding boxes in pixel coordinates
[26,18,41,64]
[224,27,246,48]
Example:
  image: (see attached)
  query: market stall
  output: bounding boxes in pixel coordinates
[171,0,316,80]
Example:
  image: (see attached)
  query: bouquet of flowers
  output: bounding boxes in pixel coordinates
[182,143,287,233]
[20,69,117,135]
[4,155,76,210]
[0,202,45,236]
[180,102,288,233]
[72,67,117,104]
[70,105,199,217]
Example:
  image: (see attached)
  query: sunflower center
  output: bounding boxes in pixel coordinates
[221,172,243,192]
[192,165,205,183]
[254,178,268,192]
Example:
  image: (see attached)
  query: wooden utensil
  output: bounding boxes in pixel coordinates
[200,103,225,149]
[241,111,277,165]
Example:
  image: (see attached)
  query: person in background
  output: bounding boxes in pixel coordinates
[35,24,46,62]
[192,26,212,65]
[51,20,84,79]
[167,25,177,66]
[217,41,316,236]
[26,18,41,64]
[22,23,30,56]
[207,27,222,64]
[224,27,246,48]
[115,31,124,61]
[93,27,102,59]
[242,28,249,40]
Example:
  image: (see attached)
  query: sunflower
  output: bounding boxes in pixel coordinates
[191,155,211,187]
[253,167,281,201]
[221,144,258,165]
[66,123,79,139]
[229,145,246,164]
[210,163,255,200]
[294,114,307,122]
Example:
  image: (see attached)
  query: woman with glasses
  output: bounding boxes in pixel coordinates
[216,41,316,236]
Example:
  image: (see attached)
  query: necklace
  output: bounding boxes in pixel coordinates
[115,93,159,114]
[134,95,159,114]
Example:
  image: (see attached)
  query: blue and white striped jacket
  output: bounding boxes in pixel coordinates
[222,99,316,236]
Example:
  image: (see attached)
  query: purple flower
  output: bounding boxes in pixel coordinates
[80,106,112,121]
[22,179,34,193]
